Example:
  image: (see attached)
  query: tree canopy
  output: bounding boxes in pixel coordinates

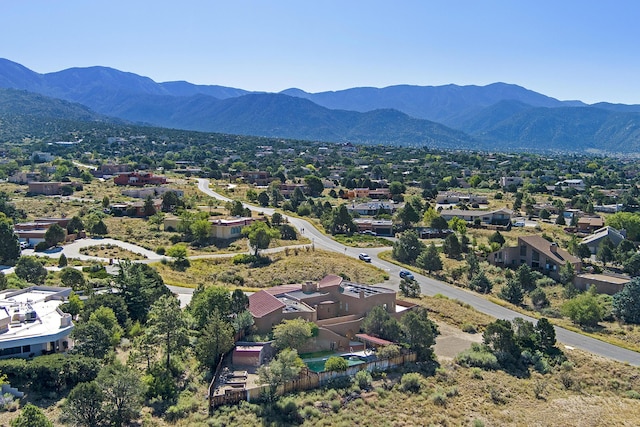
[612,277,640,324]
[272,318,315,351]
[242,221,280,256]
[392,230,426,264]
[0,214,20,266]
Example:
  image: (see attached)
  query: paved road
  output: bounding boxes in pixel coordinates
[195,178,640,366]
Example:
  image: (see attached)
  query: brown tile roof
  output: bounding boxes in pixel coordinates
[318,274,343,289]
[263,284,302,296]
[355,333,394,346]
[519,235,580,265]
[248,291,285,318]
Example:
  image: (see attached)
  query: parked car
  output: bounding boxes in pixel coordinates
[19,241,29,250]
[399,270,415,281]
[360,230,377,236]
[358,253,372,262]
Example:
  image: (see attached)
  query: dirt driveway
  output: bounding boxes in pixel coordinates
[433,321,483,361]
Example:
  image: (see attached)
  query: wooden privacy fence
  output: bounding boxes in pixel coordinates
[209,352,416,410]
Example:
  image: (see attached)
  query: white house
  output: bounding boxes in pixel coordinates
[555,179,585,191]
[0,286,74,359]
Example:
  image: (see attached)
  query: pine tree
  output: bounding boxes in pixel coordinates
[416,243,443,273]
[499,279,524,305]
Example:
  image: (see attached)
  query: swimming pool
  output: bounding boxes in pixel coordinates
[303,354,366,373]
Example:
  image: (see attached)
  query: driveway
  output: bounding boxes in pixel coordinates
[21,238,165,263]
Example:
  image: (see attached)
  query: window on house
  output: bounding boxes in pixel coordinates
[520,245,527,257]
[532,250,539,261]
[0,346,22,356]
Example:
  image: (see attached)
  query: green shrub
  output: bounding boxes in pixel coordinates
[536,277,557,287]
[232,254,258,265]
[431,391,447,406]
[470,367,484,379]
[0,354,100,392]
[324,356,348,372]
[376,344,401,360]
[461,323,477,333]
[625,390,640,399]
[454,344,499,370]
[34,241,49,252]
[155,246,165,255]
[218,271,245,286]
[354,370,372,390]
[400,372,423,393]
[301,405,320,419]
[164,390,200,422]
[276,397,301,424]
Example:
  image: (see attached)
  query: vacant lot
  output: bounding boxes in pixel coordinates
[153,248,389,289]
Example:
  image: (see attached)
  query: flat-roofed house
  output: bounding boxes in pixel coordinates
[114,172,166,186]
[0,286,74,359]
[574,273,631,295]
[163,216,262,239]
[248,275,399,334]
[436,191,488,205]
[28,182,62,195]
[353,219,394,236]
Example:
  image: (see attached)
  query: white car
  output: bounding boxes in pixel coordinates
[358,253,372,262]
[19,241,29,249]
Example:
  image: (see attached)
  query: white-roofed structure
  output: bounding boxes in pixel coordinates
[0,286,74,358]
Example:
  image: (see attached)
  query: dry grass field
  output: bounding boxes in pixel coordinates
[153,248,389,289]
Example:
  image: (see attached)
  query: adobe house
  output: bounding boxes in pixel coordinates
[163,215,263,239]
[488,235,582,281]
[113,172,167,186]
[248,275,415,352]
[27,182,63,195]
[353,219,394,236]
[92,164,131,178]
[574,273,631,295]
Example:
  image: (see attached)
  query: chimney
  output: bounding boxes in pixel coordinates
[550,242,558,253]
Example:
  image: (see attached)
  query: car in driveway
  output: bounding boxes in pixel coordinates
[399,270,415,281]
[360,230,377,236]
[358,253,372,262]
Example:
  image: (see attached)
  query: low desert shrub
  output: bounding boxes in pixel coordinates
[400,372,423,393]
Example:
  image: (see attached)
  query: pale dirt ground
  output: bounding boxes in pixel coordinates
[433,320,483,360]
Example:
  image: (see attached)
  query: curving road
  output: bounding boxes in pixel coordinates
[195,178,640,366]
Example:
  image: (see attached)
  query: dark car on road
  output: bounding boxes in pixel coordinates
[399,270,415,281]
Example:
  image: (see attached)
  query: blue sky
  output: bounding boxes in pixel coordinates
[2,0,639,104]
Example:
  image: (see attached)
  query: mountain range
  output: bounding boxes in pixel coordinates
[2,58,640,153]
